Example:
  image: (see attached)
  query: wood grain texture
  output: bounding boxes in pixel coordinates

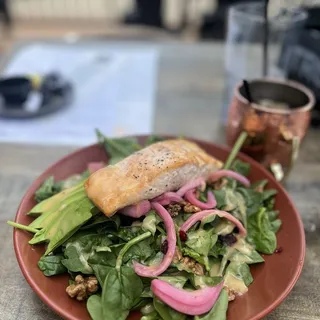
[0,42,319,320]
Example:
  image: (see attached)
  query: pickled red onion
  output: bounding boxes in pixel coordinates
[119,200,151,218]
[133,202,176,277]
[180,209,247,236]
[208,170,250,187]
[185,189,217,210]
[176,177,206,197]
[153,192,183,206]
[151,279,224,316]
[87,161,105,174]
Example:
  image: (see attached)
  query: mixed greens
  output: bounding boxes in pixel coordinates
[8,131,281,320]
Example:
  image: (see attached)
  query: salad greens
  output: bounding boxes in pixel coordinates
[8,130,282,320]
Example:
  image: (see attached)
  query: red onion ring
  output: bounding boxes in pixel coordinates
[176,177,206,197]
[153,192,183,206]
[151,279,224,315]
[185,190,217,210]
[119,200,151,218]
[208,170,250,187]
[87,161,105,174]
[180,209,247,236]
[133,202,176,277]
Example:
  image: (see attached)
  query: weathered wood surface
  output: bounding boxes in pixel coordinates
[0,42,319,320]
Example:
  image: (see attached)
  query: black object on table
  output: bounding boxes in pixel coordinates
[0,73,73,119]
[279,7,320,127]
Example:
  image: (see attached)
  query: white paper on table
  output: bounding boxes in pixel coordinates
[0,43,159,146]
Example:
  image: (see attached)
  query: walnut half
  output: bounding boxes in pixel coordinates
[66,275,99,301]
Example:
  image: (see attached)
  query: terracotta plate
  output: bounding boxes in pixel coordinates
[13,136,305,320]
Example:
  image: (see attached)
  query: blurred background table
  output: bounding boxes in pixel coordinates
[0,41,319,320]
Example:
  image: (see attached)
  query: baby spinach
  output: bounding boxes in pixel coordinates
[270,219,282,233]
[96,129,141,164]
[230,159,250,177]
[62,234,112,274]
[34,170,89,203]
[212,189,227,209]
[116,226,146,242]
[81,214,120,231]
[195,289,228,320]
[88,250,116,286]
[262,189,278,202]
[102,267,143,320]
[267,210,279,221]
[123,238,154,264]
[145,135,165,146]
[87,295,104,320]
[38,254,67,276]
[181,247,210,271]
[225,261,253,287]
[248,208,277,254]
[142,211,160,235]
[236,188,263,217]
[115,231,152,271]
[185,229,217,257]
[153,297,186,320]
[35,176,63,203]
[209,240,227,258]
[229,248,264,265]
[251,179,268,191]
[191,275,223,289]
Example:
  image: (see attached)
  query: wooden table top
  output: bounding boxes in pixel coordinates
[0,41,319,320]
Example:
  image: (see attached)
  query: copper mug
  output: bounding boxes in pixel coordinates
[226,78,315,181]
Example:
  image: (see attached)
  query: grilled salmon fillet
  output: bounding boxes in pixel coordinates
[85,139,222,216]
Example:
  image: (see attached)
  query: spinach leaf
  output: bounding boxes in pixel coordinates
[34,170,89,203]
[101,267,143,320]
[222,188,238,212]
[267,210,279,221]
[142,211,160,235]
[153,297,186,320]
[87,295,104,320]
[181,247,209,271]
[38,254,67,276]
[237,188,263,217]
[141,313,162,320]
[123,238,154,263]
[185,229,217,257]
[145,135,165,146]
[81,214,120,231]
[173,213,193,228]
[144,252,164,267]
[212,189,227,209]
[62,234,112,274]
[262,189,278,201]
[88,251,116,286]
[96,129,141,164]
[229,248,264,264]
[248,208,277,254]
[157,276,188,289]
[191,275,223,289]
[251,179,268,191]
[116,226,146,242]
[225,261,253,287]
[195,289,228,320]
[35,176,63,203]
[209,240,226,258]
[270,219,282,233]
[230,159,250,177]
